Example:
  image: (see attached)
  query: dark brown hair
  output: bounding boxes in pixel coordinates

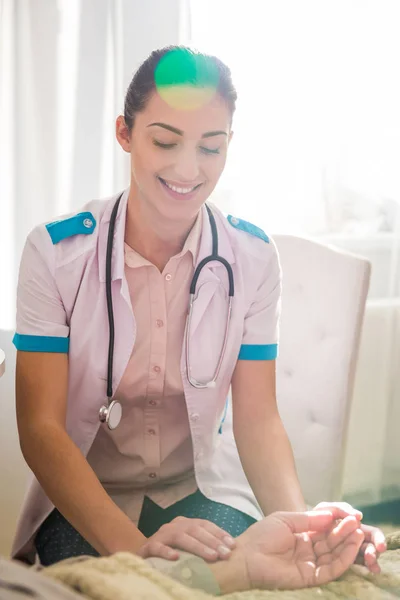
[124,46,237,132]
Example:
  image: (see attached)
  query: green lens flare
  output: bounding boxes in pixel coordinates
[155,48,219,110]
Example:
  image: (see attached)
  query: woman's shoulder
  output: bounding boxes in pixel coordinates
[210,203,278,266]
[32,196,111,240]
[24,194,118,264]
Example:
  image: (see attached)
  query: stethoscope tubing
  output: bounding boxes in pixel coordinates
[100,194,234,428]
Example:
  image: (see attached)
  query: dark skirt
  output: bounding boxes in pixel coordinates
[35,489,256,566]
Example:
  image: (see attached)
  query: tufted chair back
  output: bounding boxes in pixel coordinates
[273,234,371,505]
[219,235,371,508]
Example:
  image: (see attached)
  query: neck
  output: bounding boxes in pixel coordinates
[125,188,197,272]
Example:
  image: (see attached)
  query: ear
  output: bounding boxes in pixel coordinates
[228,130,234,145]
[115,116,131,153]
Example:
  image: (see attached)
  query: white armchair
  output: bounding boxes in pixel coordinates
[218,235,371,509]
[274,234,371,505]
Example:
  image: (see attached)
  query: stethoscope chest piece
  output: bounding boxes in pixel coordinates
[99,400,122,430]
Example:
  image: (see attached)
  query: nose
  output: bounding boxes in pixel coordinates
[174,147,200,182]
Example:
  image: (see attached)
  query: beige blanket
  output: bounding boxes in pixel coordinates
[44,531,400,600]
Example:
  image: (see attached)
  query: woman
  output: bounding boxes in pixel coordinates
[13,46,384,570]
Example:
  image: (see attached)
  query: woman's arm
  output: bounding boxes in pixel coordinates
[17,351,234,561]
[14,230,234,562]
[231,359,306,515]
[16,350,147,555]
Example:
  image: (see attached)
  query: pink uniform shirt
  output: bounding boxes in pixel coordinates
[12,188,281,562]
[86,215,203,520]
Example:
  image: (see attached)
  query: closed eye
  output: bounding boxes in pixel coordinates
[153,140,177,149]
[200,147,220,155]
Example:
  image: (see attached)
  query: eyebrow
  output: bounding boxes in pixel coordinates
[148,122,227,138]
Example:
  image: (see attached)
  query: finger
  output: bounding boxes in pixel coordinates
[313,516,360,557]
[360,524,387,553]
[174,532,223,562]
[140,541,179,561]
[364,543,381,574]
[169,517,234,549]
[275,510,336,535]
[315,502,363,520]
[355,542,381,574]
[315,528,364,585]
[201,520,236,549]
[319,533,370,566]
[186,524,232,558]
[308,529,329,543]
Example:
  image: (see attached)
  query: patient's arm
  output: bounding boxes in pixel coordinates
[146,509,364,593]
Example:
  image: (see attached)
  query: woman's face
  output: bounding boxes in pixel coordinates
[116,90,232,222]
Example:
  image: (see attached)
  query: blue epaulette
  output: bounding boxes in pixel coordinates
[227,215,269,243]
[46,212,96,244]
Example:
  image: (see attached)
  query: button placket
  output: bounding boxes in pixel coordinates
[144,409,160,468]
[147,270,167,395]
[143,269,166,473]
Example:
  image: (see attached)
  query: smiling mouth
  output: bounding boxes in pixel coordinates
[158,177,203,195]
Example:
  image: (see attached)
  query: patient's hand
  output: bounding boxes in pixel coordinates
[312,502,387,574]
[229,510,364,591]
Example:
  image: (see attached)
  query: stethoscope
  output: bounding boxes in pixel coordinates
[99,193,234,430]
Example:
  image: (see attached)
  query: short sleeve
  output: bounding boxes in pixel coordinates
[13,229,70,353]
[238,241,282,361]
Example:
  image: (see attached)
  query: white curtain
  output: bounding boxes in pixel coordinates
[189,0,400,505]
[0,0,188,330]
[0,0,189,555]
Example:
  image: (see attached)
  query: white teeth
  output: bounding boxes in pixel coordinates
[163,180,197,194]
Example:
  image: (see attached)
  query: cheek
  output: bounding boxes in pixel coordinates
[204,155,227,183]
[131,146,163,180]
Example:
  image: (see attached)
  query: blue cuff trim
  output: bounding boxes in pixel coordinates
[13,333,70,353]
[238,344,278,360]
[46,212,96,244]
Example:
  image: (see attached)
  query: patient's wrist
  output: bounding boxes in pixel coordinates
[146,552,222,595]
[208,551,249,594]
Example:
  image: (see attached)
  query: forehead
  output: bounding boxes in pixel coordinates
[135,89,231,135]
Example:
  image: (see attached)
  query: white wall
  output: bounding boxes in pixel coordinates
[0,330,29,556]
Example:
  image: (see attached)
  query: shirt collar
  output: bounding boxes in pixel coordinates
[98,191,235,283]
[124,209,203,269]
[175,209,203,266]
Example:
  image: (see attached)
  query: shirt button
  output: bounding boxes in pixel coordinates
[230,216,239,226]
[190,413,200,422]
[148,428,156,435]
[149,472,157,479]
[149,399,157,406]
[165,273,172,281]
[83,218,93,228]
[156,319,164,328]
[153,365,161,373]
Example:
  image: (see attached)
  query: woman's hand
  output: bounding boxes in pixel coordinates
[312,502,387,573]
[137,516,235,561]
